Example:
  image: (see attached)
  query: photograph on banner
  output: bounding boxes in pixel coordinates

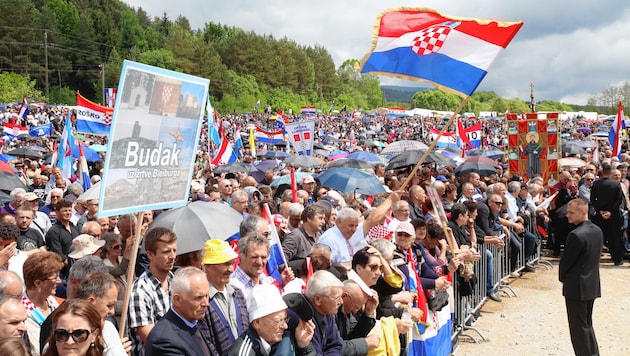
[285,121,315,156]
[98,60,209,217]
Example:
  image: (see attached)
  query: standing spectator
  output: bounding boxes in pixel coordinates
[45,199,80,278]
[145,267,212,356]
[41,299,104,356]
[559,199,603,356]
[199,239,249,355]
[0,188,26,216]
[127,227,177,356]
[0,296,28,340]
[590,163,624,265]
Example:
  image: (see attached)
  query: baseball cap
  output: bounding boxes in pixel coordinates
[436,175,448,182]
[395,221,415,236]
[302,175,315,184]
[272,214,291,233]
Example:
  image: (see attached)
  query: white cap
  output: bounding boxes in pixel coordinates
[347,269,374,297]
[247,284,287,322]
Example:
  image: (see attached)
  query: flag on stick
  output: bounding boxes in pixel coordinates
[609,101,625,158]
[360,8,523,97]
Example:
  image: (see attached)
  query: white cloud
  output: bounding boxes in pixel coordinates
[123,0,630,105]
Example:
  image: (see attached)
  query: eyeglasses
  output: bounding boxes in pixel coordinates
[396,232,412,238]
[585,178,594,182]
[366,263,383,272]
[51,196,62,199]
[110,244,122,250]
[492,201,504,206]
[323,294,342,302]
[54,328,94,343]
[270,316,289,327]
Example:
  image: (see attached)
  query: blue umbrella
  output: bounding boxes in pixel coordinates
[71,145,101,162]
[347,151,382,162]
[0,154,16,163]
[270,172,313,187]
[317,167,386,195]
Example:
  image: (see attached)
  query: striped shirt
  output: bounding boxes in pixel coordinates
[128,270,172,356]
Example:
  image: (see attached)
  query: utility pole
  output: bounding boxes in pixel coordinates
[529,82,535,112]
[100,64,105,105]
[44,30,49,103]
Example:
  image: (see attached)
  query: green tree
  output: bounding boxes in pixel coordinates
[0,72,43,102]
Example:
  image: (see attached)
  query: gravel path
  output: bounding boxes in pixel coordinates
[454,253,630,355]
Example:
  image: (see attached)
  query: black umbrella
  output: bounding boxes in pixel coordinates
[385,150,453,170]
[327,158,374,169]
[454,162,497,176]
[561,142,586,155]
[0,171,28,191]
[213,162,257,174]
[6,147,44,160]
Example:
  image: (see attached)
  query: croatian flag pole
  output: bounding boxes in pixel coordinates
[360,8,522,355]
[360,7,522,191]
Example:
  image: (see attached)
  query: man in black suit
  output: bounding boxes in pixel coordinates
[145,267,214,356]
[590,162,624,265]
[559,198,603,356]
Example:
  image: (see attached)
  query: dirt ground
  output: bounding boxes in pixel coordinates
[454,252,630,355]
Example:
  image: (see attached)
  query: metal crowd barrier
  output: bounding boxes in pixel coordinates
[452,214,553,348]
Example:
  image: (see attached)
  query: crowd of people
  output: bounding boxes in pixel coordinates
[0,102,627,356]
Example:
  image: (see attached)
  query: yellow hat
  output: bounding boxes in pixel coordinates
[202,239,238,265]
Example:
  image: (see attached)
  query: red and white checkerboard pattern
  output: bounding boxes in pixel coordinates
[411,25,451,55]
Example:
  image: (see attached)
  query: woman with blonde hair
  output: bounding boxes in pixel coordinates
[43,299,104,356]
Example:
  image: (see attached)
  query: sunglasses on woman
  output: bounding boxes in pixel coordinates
[54,328,94,343]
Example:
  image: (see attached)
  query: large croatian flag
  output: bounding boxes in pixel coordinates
[360,9,523,97]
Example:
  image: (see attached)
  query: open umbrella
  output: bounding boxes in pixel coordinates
[284,155,323,168]
[346,151,382,163]
[317,167,386,195]
[561,142,587,155]
[149,201,243,255]
[6,147,43,160]
[559,157,586,168]
[467,148,505,160]
[78,181,101,201]
[0,171,27,191]
[264,151,289,159]
[327,158,374,169]
[0,161,15,174]
[454,162,497,176]
[213,162,257,174]
[89,144,108,152]
[463,156,501,168]
[270,172,313,188]
[381,140,428,155]
[386,150,454,170]
[72,145,101,162]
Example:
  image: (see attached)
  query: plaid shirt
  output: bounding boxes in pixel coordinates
[128,270,172,356]
[229,266,275,299]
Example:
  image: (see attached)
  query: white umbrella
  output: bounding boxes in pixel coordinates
[78,181,101,201]
[381,140,428,155]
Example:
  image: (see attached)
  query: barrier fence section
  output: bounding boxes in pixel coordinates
[451,221,548,347]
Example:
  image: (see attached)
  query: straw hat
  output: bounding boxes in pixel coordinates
[68,234,106,259]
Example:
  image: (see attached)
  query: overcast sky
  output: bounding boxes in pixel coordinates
[123,0,630,105]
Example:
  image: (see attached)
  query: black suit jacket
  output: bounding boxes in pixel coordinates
[559,221,603,301]
[590,177,623,221]
[145,309,208,356]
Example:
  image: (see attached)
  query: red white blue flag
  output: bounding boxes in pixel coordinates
[78,142,92,192]
[360,8,523,97]
[57,112,75,179]
[18,96,29,119]
[262,203,287,287]
[609,101,625,158]
[255,127,284,144]
[211,138,237,166]
[75,93,113,135]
